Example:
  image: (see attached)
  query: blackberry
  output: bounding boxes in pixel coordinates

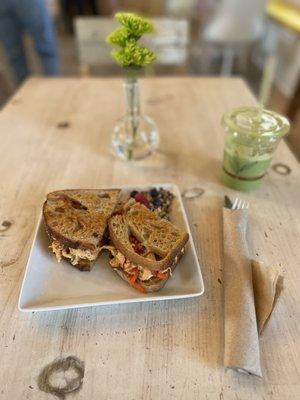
[152,198,162,207]
[130,190,138,198]
[150,188,159,198]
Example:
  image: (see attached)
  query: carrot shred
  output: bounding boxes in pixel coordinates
[129,269,139,284]
[132,280,147,294]
[126,269,146,293]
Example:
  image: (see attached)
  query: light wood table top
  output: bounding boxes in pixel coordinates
[0,77,299,399]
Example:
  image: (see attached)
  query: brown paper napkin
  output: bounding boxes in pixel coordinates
[223,208,283,377]
[252,261,283,335]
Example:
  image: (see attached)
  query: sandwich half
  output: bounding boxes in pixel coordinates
[43,189,120,271]
[102,200,189,293]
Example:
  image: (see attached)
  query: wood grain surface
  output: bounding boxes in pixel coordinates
[0,77,299,399]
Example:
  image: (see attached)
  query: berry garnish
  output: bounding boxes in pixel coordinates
[130,190,138,198]
[135,192,150,208]
[150,188,159,198]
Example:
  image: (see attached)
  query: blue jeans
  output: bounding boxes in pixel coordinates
[0,0,60,83]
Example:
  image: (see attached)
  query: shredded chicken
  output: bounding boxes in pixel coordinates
[100,245,181,281]
[50,241,98,266]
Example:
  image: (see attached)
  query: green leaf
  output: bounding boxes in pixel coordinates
[228,154,256,175]
[228,154,241,173]
[238,161,258,172]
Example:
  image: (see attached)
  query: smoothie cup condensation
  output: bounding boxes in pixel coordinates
[221,107,290,192]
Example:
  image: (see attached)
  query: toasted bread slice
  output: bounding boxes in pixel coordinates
[108,201,189,271]
[43,189,120,270]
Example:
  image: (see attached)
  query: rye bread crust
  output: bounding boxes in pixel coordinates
[45,229,94,271]
[76,258,92,271]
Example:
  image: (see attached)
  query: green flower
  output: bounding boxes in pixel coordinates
[106,27,130,47]
[115,12,154,38]
[112,41,156,68]
[106,12,156,68]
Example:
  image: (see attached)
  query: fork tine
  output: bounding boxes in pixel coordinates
[241,200,249,209]
[232,198,238,209]
[232,198,250,210]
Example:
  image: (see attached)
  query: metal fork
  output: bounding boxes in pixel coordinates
[232,197,249,210]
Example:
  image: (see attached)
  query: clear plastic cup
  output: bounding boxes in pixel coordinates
[221,107,290,192]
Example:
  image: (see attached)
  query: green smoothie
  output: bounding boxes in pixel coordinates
[221,107,290,192]
[222,148,272,191]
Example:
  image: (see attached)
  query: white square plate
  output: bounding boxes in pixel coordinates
[19,184,204,312]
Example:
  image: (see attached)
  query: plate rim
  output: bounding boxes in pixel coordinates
[18,183,205,312]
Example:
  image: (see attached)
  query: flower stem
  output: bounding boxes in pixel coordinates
[124,71,140,160]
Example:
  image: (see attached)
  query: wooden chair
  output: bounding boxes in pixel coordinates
[74,16,190,75]
[201,0,267,75]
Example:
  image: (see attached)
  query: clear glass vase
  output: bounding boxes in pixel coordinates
[112,77,159,161]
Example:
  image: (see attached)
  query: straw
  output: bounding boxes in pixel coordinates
[258,55,277,119]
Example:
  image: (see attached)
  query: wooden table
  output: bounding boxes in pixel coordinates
[0,77,299,399]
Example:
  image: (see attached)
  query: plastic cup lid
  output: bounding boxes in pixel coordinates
[222,106,290,138]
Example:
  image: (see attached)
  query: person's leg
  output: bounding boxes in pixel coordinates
[0,3,29,83]
[14,0,60,76]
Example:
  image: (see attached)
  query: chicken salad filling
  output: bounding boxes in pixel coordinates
[100,245,181,283]
[50,240,99,266]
